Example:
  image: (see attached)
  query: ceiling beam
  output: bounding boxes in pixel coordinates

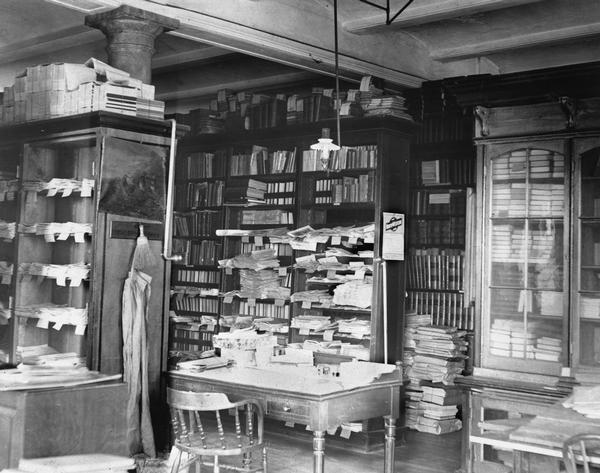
[432,22,600,61]
[0,25,103,64]
[152,46,232,70]
[84,0,426,88]
[344,0,543,34]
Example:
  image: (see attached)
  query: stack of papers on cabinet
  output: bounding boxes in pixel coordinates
[563,385,600,418]
[332,280,372,309]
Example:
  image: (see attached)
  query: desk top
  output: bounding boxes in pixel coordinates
[170,365,401,399]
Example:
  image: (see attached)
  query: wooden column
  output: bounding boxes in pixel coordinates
[85,5,179,84]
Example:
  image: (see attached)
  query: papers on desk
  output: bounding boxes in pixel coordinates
[563,385,600,418]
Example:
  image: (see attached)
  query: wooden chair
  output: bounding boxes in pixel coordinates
[167,388,267,473]
[562,433,600,473]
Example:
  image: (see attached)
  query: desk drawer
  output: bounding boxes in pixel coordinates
[266,397,310,422]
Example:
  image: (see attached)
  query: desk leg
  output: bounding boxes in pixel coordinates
[313,430,325,473]
[384,416,396,473]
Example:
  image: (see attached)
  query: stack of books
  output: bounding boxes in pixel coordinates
[415,383,463,435]
[224,177,268,205]
[363,95,413,121]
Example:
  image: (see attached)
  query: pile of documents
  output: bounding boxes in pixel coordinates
[219,248,280,270]
[291,315,332,333]
[238,268,290,299]
[19,222,93,243]
[563,385,600,418]
[337,318,371,338]
[332,280,373,309]
[18,262,90,287]
[0,220,16,240]
[290,289,333,307]
[22,178,94,198]
[14,304,87,333]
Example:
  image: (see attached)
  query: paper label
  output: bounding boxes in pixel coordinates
[327,270,337,279]
[323,330,334,342]
[327,427,338,435]
[331,236,341,245]
[74,232,85,243]
[242,236,250,243]
[47,188,58,197]
[57,232,70,241]
[225,266,233,275]
[74,324,86,335]
[223,296,233,304]
[56,274,67,286]
[299,328,310,335]
[285,421,295,428]
[80,179,94,197]
[340,427,352,439]
[301,300,312,309]
[61,187,72,197]
[44,233,56,243]
[254,236,264,247]
[69,277,82,287]
[36,318,49,329]
[278,267,288,277]
[247,298,256,307]
[275,298,285,307]
[53,320,63,331]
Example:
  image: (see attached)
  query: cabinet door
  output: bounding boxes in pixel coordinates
[572,138,600,371]
[481,140,568,375]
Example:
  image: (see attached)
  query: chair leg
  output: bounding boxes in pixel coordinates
[168,447,182,473]
[262,446,268,473]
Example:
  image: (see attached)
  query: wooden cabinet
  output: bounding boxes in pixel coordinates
[171,117,414,364]
[0,382,127,469]
[0,111,182,453]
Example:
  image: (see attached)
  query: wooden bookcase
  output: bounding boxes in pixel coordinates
[405,83,476,331]
[0,111,182,455]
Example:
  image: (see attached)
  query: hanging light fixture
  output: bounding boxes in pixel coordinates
[311,0,342,171]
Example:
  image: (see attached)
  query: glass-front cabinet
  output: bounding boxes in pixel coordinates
[573,138,600,372]
[481,141,568,374]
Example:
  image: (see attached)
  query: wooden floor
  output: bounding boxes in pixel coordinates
[140,428,463,473]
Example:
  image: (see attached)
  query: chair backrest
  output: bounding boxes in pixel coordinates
[166,387,263,453]
[562,433,600,473]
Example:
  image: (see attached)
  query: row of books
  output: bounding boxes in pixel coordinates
[173,239,222,267]
[171,295,219,314]
[407,217,466,246]
[224,299,291,319]
[418,159,474,186]
[489,318,563,361]
[235,241,294,258]
[170,326,214,352]
[405,290,470,330]
[490,287,564,318]
[172,268,220,285]
[176,180,224,209]
[176,151,227,180]
[302,145,378,171]
[491,224,560,262]
[313,174,375,205]
[406,248,465,291]
[492,182,564,217]
[492,150,565,180]
[241,209,294,225]
[410,189,466,216]
[173,210,222,237]
[230,146,297,176]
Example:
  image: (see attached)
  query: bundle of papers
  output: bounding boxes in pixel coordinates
[332,280,373,309]
[290,289,333,307]
[0,261,13,284]
[19,222,93,243]
[22,178,94,198]
[0,220,16,240]
[14,304,87,333]
[291,315,332,332]
[337,318,371,338]
[219,248,280,270]
[238,268,290,299]
[18,262,90,287]
[563,385,600,418]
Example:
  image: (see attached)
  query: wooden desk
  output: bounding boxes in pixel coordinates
[169,366,402,473]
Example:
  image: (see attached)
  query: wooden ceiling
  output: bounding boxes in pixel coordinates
[1,0,598,112]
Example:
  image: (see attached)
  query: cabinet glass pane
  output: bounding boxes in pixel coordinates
[578,148,600,367]
[486,148,566,368]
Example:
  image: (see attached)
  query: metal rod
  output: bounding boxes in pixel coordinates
[162,119,183,262]
[334,0,341,149]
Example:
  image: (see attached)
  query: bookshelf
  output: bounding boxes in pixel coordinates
[172,116,414,362]
[406,82,476,331]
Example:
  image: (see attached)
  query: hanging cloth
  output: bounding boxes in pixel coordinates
[122,267,156,457]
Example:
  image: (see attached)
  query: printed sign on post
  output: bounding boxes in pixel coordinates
[382,212,405,261]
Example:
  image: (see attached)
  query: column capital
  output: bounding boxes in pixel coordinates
[85,5,179,83]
